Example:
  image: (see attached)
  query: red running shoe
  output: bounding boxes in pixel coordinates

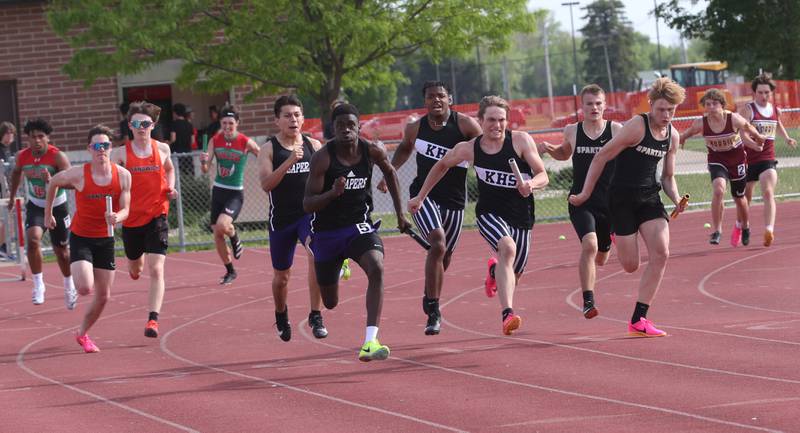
[502,314,522,335]
[144,320,159,338]
[485,257,498,298]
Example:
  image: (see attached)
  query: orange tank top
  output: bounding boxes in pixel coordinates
[71,163,122,238]
[124,139,169,227]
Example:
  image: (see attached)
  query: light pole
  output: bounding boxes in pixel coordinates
[654,0,663,74]
[562,1,580,115]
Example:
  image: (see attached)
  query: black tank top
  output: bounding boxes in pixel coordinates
[612,114,671,188]
[474,131,535,229]
[409,110,469,210]
[571,121,615,206]
[312,139,373,231]
[268,135,315,230]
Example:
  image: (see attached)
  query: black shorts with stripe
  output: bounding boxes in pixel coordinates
[410,196,464,253]
[476,213,531,274]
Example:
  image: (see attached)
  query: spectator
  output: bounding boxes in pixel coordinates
[118,102,132,142]
[170,103,195,176]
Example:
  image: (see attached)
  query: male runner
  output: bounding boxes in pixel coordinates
[45,125,131,353]
[378,81,481,335]
[409,95,549,336]
[258,95,327,342]
[738,74,797,246]
[7,118,76,308]
[569,77,687,337]
[304,103,411,361]
[679,88,765,246]
[200,106,260,284]
[111,101,177,338]
[540,84,622,319]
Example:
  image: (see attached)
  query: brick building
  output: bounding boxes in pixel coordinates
[0,0,277,152]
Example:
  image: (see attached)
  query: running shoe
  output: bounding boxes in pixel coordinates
[582,302,598,319]
[628,318,667,337]
[485,257,498,298]
[340,259,351,281]
[32,284,45,305]
[730,225,742,247]
[358,339,390,362]
[709,231,721,245]
[308,312,328,339]
[764,230,774,247]
[502,314,522,335]
[129,269,140,280]
[64,283,77,311]
[230,234,243,260]
[424,312,441,335]
[144,320,159,338]
[219,270,237,285]
[741,228,750,246]
[276,310,291,342]
[76,333,100,353]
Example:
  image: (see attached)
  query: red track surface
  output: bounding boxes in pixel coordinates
[2,202,799,433]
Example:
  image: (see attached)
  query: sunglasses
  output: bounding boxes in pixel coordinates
[130,119,154,129]
[90,141,111,151]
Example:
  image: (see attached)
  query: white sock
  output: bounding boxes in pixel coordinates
[33,273,44,287]
[364,326,379,344]
[735,221,742,229]
[766,225,774,232]
[64,276,74,290]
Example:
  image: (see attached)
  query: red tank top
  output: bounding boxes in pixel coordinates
[71,163,122,238]
[748,102,779,164]
[124,139,169,227]
[16,145,67,207]
[702,112,742,152]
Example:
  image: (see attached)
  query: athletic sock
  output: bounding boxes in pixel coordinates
[766,225,774,232]
[364,326,379,344]
[309,309,321,317]
[64,276,74,290]
[149,311,159,322]
[425,297,439,316]
[735,220,742,229]
[224,262,234,274]
[33,272,44,287]
[631,302,649,324]
[582,290,595,305]
[502,308,514,321]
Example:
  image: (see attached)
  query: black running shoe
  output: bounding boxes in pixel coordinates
[308,312,328,339]
[742,228,750,246]
[276,309,291,342]
[230,234,243,260]
[219,270,237,285]
[709,231,721,245]
[424,312,441,335]
[582,302,598,319]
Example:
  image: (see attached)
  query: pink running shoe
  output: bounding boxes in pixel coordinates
[485,257,498,298]
[502,314,522,335]
[730,225,742,247]
[76,333,100,353]
[628,318,667,337]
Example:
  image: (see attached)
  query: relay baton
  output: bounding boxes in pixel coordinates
[202,134,208,153]
[670,194,690,219]
[105,195,114,237]
[508,158,530,197]
[405,227,431,251]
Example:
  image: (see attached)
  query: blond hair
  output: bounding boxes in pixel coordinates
[699,88,726,108]
[580,84,605,99]
[648,77,686,105]
[477,95,510,119]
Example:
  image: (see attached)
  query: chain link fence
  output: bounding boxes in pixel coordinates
[2,110,800,254]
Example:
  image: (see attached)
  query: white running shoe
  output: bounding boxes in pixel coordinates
[64,283,77,310]
[32,284,46,305]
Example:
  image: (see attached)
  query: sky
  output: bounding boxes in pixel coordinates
[530,0,709,46]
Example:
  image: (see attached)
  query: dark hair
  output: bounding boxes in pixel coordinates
[209,105,218,114]
[579,84,605,99]
[23,118,53,135]
[699,88,726,108]
[331,103,359,122]
[274,95,304,117]
[127,101,162,122]
[173,103,188,117]
[751,73,776,92]
[87,124,115,142]
[477,95,510,119]
[119,102,130,116]
[422,81,451,96]
[0,121,16,137]
[219,105,239,121]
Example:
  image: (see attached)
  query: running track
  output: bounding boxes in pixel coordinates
[2,202,799,433]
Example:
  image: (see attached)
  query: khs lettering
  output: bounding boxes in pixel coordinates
[424,143,448,160]
[475,166,524,189]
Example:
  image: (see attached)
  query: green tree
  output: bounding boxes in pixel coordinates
[579,0,639,92]
[656,0,800,78]
[48,0,536,120]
